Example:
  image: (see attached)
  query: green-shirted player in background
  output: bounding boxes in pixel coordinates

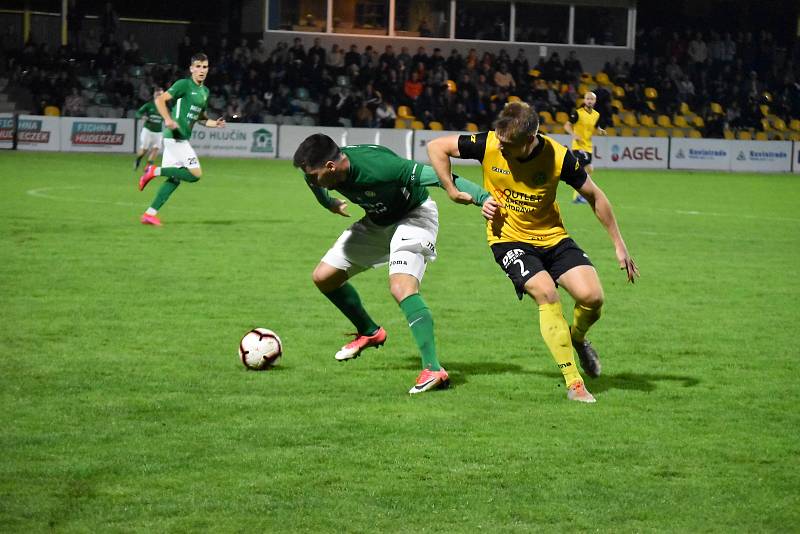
[137,52,226,226]
[134,87,164,170]
[293,133,489,394]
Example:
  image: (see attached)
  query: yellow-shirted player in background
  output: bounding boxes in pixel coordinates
[564,91,606,204]
[427,102,638,403]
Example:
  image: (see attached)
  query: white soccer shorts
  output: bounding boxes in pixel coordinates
[138,128,163,151]
[162,138,200,169]
[321,198,439,282]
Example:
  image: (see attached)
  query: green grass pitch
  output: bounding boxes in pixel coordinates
[1,151,799,531]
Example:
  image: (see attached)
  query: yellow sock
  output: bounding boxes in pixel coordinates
[571,304,602,342]
[538,302,582,386]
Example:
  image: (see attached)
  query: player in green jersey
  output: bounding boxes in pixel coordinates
[134,87,164,170]
[137,53,226,226]
[293,133,488,394]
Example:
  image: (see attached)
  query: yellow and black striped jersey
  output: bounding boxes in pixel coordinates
[457,131,588,247]
[569,106,600,151]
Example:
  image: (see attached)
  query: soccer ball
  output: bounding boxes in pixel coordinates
[239,328,282,370]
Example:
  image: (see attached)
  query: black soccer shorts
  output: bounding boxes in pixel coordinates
[573,149,592,168]
[491,238,594,299]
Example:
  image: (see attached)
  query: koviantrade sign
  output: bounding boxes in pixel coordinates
[670,138,730,170]
[794,141,800,174]
[729,140,791,172]
[60,117,134,152]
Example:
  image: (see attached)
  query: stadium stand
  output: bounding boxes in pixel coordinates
[1,20,798,138]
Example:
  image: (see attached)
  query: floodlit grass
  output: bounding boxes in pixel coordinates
[1,152,799,531]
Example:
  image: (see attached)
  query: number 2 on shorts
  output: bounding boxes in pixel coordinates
[514,259,530,277]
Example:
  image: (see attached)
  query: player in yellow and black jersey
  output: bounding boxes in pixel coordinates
[427,102,638,403]
[564,91,606,204]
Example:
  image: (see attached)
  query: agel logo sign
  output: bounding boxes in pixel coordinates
[606,144,664,162]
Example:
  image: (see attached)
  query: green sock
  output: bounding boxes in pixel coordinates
[150,178,180,211]
[399,294,440,371]
[323,283,379,335]
[160,166,198,182]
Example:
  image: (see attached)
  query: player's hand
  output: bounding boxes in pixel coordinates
[598,128,607,136]
[165,118,177,130]
[215,119,226,128]
[485,197,506,237]
[443,186,469,205]
[331,199,350,217]
[481,197,500,221]
[450,191,474,205]
[616,246,640,283]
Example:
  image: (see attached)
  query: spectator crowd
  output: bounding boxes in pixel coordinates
[2,18,799,138]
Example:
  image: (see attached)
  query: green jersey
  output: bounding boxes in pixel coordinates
[135,101,163,132]
[163,78,209,140]
[306,145,429,226]
[305,144,489,226]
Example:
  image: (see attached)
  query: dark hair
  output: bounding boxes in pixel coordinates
[190,52,208,64]
[293,134,341,170]
[494,102,539,140]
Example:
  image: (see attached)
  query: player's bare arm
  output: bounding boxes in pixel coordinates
[578,177,640,283]
[155,91,176,130]
[426,135,474,205]
[199,111,225,129]
[564,120,577,141]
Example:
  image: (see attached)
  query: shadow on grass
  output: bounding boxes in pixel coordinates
[388,358,537,388]
[448,362,538,388]
[242,364,290,373]
[383,357,699,392]
[593,372,700,393]
[393,359,531,373]
[447,362,534,385]
[170,219,291,226]
[528,370,700,393]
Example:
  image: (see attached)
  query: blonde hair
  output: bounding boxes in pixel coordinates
[494,102,539,140]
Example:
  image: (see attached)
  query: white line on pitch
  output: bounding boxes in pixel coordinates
[26,186,138,207]
[618,205,800,223]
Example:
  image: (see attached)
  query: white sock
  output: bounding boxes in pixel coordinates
[154,166,161,175]
[145,208,157,216]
